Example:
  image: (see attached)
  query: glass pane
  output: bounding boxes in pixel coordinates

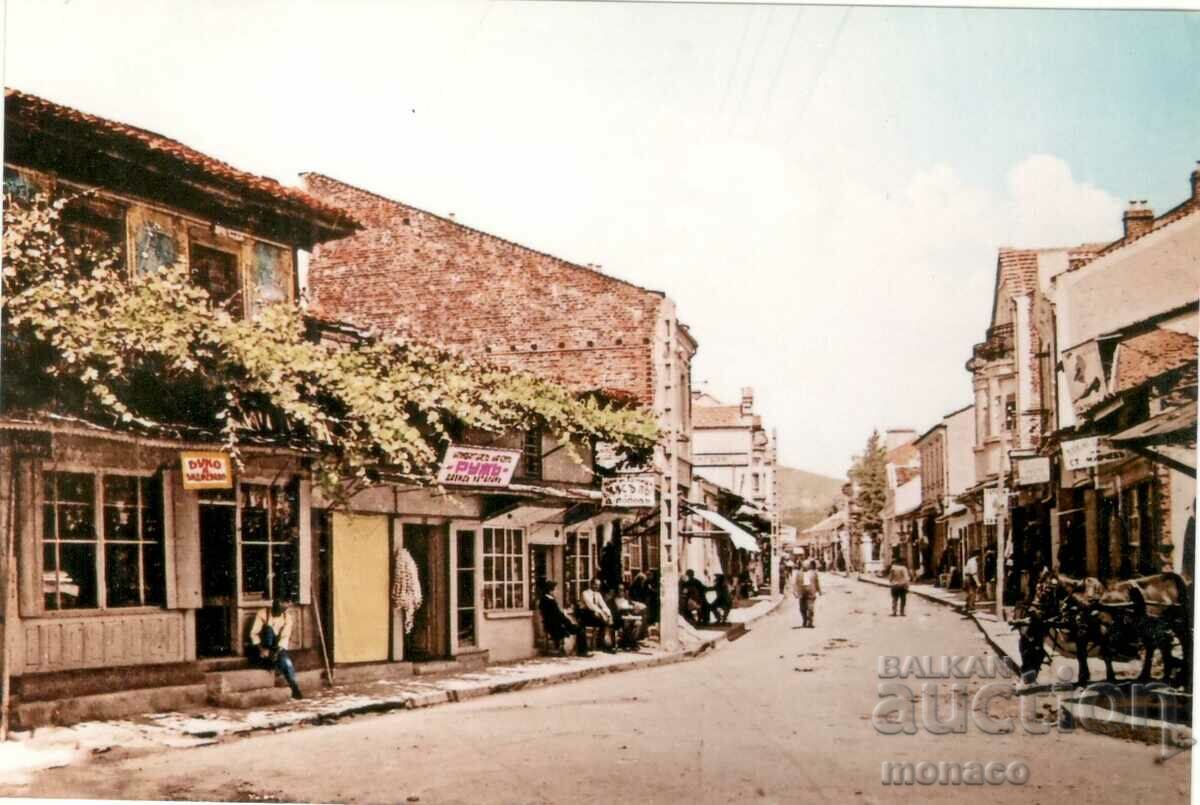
[457,609,476,647]
[482,584,494,610]
[483,529,494,554]
[457,531,475,569]
[60,504,96,541]
[483,556,494,583]
[242,544,269,597]
[272,483,299,542]
[102,475,138,506]
[142,478,164,542]
[43,473,55,503]
[504,584,513,609]
[43,542,58,610]
[242,505,269,544]
[143,542,166,607]
[105,542,141,607]
[57,542,97,609]
[271,543,298,601]
[42,504,56,540]
[513,584,524,610]
[104,505,138,541]
[58,473,94,504]
[457,569,474,604]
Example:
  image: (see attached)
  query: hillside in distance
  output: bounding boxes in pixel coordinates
[777,466,845,531]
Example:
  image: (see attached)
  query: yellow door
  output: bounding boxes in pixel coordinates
[332,513,390,663]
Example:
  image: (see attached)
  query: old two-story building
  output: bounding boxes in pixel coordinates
[912,405,975,586]
[690,387,780,587]
[300,173,698,647]
[0,88,361,727]
[1045,167,1199,582]
[879,435,919,572]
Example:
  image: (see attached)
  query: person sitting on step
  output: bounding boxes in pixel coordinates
[538,580,590,657]
[248,595,303,699]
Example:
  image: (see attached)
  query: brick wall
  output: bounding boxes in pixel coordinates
[303,174,664,405]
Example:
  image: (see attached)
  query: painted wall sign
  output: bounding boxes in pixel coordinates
[601,475,657,508]
[1062,340,1107,417]
[1060,437,1132,472]
[1014,456,1051,486]
[437,444,521,487]
[180,451,233,489]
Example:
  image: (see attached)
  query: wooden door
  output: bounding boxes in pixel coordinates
[404,523,449,660]
[331,513,390,663]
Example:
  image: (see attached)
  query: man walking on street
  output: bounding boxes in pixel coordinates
[795,559,821,628]
[888,562,911,616]
[963,552,981,614]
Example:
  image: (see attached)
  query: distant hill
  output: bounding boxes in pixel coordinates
[777,466,845,531]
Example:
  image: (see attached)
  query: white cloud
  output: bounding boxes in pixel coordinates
[1002,154,1124,248]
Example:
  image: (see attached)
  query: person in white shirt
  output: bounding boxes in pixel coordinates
[577,578,617,652]
[963,554,981,614]
[248,596,303,699]
[794,560,822,628]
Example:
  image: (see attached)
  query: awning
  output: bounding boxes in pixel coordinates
[1111,401,1197,444]
[688,507,760,553]
[482,504,569,530]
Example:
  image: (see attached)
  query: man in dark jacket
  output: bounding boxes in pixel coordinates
[538,581,589,656]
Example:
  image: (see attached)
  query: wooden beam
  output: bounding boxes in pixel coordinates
[1124,443,1196,479]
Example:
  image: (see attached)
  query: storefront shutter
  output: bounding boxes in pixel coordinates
[297,478,312,605]
[169,471,203,610]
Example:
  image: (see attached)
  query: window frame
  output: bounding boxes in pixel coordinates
[236,479,301,605]
[188,229,247,320]
[520,427,543,480]
[37,465,167,615]
[481,526,526,612]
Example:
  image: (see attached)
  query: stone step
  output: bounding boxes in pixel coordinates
[411,660,463,676]
[211,686,293,709]
[455,649,490,671]
[328,662,414,684]
[276,669,326,692]
[205,668,275,695]
[13,683,208,730]
[197,656,251,673]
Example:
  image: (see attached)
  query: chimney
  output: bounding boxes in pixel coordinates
[1122,200,1154,240]
[1191,162,1200,203]
[740,387,754,416]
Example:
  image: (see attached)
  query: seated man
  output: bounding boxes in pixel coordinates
[538,581,590,656]
[610,582,647,649]
[681,569,711,626]
[710,574,734,625]
[248,595,303,699]
[577,577,617,652]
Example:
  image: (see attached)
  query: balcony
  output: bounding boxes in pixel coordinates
[966,323,1014,371]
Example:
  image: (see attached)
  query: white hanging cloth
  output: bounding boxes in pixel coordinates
[391,547,423,634]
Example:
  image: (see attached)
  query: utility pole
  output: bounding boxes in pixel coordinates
[995,451,1008,621]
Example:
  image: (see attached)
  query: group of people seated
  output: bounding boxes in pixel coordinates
[538,575,657,657]
[678,569,737,627]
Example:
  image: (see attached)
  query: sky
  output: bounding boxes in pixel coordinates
[4,1,1199,478]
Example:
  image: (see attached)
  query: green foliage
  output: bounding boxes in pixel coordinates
[2,192,659,498]
[849,429,887,537]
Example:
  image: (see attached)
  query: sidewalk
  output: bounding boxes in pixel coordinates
[857,574,1189,746]
[0,595,786,786]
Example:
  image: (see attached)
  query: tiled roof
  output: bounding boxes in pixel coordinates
[4,88,360,235]
[1112,330,1199,393]
[692,405,746,428]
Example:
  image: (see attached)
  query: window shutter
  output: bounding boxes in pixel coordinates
[16,460,40,618]
[298,478,312,605]
[170,472,203,610]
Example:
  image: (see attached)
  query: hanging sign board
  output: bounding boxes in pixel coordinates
[1062,340,1107,417]
[594,442,651,474]
[601,475,657,508]
[180,451,233,489]
[983,489,1008,525]
[1014,456,1051,486]
[437,445,521,487]
[1061,437,1132,472]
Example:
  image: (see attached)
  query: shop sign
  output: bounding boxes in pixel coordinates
[1014,456,1051,486]
[180,451,232,489]
[1060,437,1131,472]
[602,475,657,508]
[437,445,521,487]
[983,489,1008,525]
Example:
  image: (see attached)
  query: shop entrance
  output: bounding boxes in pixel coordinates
[404,523,449,660]
[197,490,237,656]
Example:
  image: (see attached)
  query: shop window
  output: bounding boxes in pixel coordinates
[42,472,97,610]
[456,529,477,647]
[564,531,591,607]
[190,243,243,318]
[240,482,299,602]
[42,470,166,611]
[1003,394,1017,433]
[521,428,543,479]
[102,475,165,607]
[482,527,525,611]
